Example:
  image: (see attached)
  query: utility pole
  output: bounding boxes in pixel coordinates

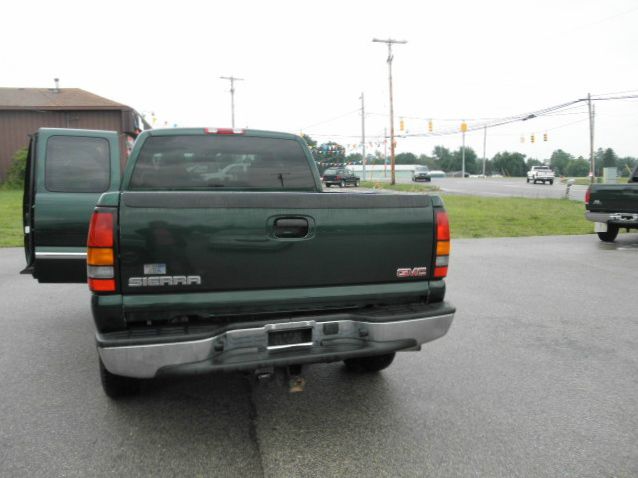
[383,127,388,178]
[360,92,366,180]
[460,121,467,178]
[220,76,244,128]
[482,125,487,177]
[373,38,407,185]
[588,92,595,183]
[462,132,466,178]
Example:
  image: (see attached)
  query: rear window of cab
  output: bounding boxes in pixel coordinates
[129,135,315,190]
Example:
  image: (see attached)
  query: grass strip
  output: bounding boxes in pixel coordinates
[440,195,591,238]
[0,189,22,247]
[360,180,440,193]
[0,187,593,247]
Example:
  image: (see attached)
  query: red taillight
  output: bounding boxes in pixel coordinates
[205,128,244,135]
[88,278,116,292]
[434,210,450,279]
[88,212,114,247]
[87,210,116,292]
[585,187,591,204]
[335,176,342,180]
[436,211,450,241]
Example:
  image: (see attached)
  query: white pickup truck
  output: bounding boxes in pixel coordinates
[527,166,555,185]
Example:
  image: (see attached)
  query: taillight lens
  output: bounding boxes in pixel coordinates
[88,212,113,247]
[87,210,116,292]
[585,187,591,205]
[434,210,450,279]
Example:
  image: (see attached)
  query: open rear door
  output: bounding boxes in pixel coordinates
[22,136,36,274]
[23,128,121,283]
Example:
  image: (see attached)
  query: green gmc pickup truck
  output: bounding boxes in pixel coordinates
[23,127,455,398]
[585,165,638,242]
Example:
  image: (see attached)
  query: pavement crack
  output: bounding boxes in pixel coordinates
[244,376,266,478]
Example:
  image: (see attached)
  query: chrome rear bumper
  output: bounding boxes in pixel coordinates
[98,311,454,378]
[586,211,638,226]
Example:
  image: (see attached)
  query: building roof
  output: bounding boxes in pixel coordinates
[0,87,130,111]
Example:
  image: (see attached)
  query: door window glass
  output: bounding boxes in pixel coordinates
[45,136,110,192]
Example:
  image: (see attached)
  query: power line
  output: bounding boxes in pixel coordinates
[300,109,360,130]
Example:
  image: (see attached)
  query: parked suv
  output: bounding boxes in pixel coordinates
[412,166,432,182]
[322,168,360,187]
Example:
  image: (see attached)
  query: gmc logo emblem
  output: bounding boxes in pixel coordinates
[396,267,427,278]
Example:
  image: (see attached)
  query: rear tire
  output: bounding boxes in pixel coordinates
[325,184,331,188]
[597,225,619,242]
[344,353,396,373]
[99,358,142,399]
[549,180,553,185]
[526,177,530,183]
[339,180,345,188]
[354,180,360,187]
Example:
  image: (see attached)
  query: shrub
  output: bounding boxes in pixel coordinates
[5,147,28,188]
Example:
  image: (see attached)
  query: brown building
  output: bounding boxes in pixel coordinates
[0,86,149,182]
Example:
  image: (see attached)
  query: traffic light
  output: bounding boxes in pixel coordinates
[460,122,468,133]
[400,118,405,132]
[428,120,433,132]
[531,134,535,143]
[543,133,548,142]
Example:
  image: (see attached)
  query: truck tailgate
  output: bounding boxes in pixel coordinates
[589,184,638,213]
[117,191,435,297]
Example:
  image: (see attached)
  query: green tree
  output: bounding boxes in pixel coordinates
[601,148,618,168]
[492,151,527,177]
[5,147,28,188]
[618,156,638,177]
[395,152,418,164]
[449,147,478,174]
[301,134,317,149]
[549,149,574,176]
[566,158,590,177]
[432,146,453,170]
[418,154,437,169]
[316,141,346,165]
[526,158,543,168]
[345,153,363,164]
[302,134,321,164]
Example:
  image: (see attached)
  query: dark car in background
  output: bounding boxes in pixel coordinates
[322,168,360,188]
[412,166,432,182]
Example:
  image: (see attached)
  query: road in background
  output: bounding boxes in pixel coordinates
[422,177,587,200]
[1,234,636,477]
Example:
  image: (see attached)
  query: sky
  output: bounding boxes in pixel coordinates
[3,0,638,161]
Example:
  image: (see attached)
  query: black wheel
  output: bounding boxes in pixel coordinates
[344,353,395,373]
[425,177,431,182]
[549,180,553,185]
[325,184,331,188]
[99,358,142,399]
[597,225,619,243]
[339,180,345,188]
[354,180,359,187]
[526,177,530,183]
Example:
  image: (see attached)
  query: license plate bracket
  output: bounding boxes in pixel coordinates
[267,328,312,349]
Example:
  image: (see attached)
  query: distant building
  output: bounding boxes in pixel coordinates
[0,85,149,181]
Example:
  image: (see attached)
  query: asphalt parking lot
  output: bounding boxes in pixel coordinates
[327,177,588,201]
[1,234,637,477]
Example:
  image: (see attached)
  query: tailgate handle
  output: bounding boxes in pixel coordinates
[274,218,309,238]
